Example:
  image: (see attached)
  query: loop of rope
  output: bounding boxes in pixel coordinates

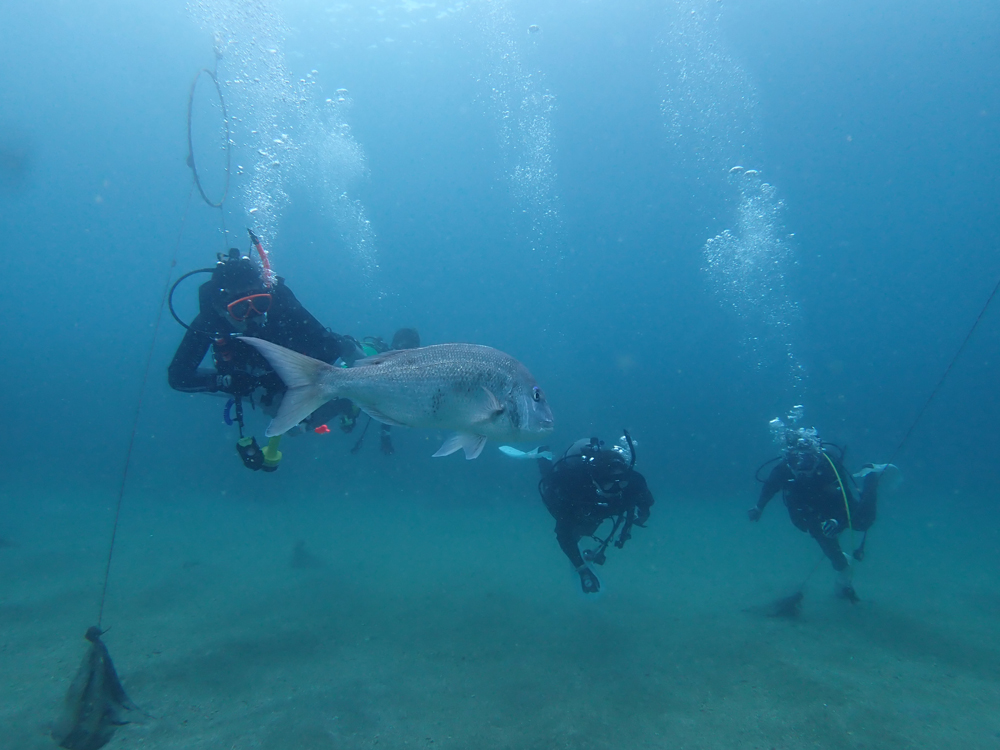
[186,67,231,210]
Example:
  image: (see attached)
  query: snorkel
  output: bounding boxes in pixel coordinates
[622,428,636,474]
[247,228,274,289]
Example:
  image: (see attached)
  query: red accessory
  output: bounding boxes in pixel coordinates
[215,337,233,361]
[314,424,332,434]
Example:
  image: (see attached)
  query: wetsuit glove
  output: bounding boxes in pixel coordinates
[747,506,762,522]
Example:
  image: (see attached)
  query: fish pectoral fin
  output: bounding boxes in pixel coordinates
[482,387,503,413]
[471,387,505,424]
[433,433,488,460]
[361,405,407,427]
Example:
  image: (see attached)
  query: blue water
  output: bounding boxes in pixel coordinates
[2,1,999,747]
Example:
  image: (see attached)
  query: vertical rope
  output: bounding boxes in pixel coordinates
[99,56,233,625]
[850,272,1000,563]
[97,185,194,628]
[887,274,1000,466]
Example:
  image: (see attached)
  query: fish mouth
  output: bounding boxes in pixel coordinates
[537,420,555,433]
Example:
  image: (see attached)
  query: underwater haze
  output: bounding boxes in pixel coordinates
[2,0,1000,747]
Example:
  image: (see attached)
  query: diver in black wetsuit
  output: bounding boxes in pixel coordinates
[167,246,362,470]
[377,328,421,455]
[748,408,884,602]
[341,327,422,456]
[538,434,654,594]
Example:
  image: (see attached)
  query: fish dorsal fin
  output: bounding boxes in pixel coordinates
[350,351,393,368]
[433,433,488,460]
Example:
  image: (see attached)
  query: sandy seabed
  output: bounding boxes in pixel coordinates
[2,478,999,750]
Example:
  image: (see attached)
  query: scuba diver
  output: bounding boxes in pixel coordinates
[748,406,895,602]
[167,234,362,471]
[535,433,654,594]
[341,327,421,456]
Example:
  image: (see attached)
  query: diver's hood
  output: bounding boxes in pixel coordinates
[214,256,265,293]
[204,253,268,313]
[565,437,629,474]
[565,437,597,459]
[391,327,421,350]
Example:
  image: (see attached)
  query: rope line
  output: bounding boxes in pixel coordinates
[97,185,194,628]
[887,274,1000,466]
[844,270,1000,564]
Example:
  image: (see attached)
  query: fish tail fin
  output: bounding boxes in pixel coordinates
[266,386,331,436]
[240,337,339,436]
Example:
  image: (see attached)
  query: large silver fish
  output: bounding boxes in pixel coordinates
[242,337,554,459]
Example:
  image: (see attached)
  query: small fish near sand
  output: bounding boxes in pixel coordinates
[291,540,324,570]
[242,338,554,459]
[744,591,805,620]
[767,591,805,619]
[52,627,136,750]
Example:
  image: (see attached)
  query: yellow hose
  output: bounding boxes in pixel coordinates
[822,452,855,577]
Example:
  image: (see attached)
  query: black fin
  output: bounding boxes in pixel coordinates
[52,628,136,750]
[743,591,804,620]
[767,591,805,619]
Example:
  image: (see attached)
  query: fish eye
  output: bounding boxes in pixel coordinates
[532,386,542,402]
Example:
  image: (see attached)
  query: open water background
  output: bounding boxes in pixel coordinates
[1,1,999,747]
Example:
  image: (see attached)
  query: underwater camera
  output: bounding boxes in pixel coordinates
[236,436,265,471]
[236,435,283,472]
